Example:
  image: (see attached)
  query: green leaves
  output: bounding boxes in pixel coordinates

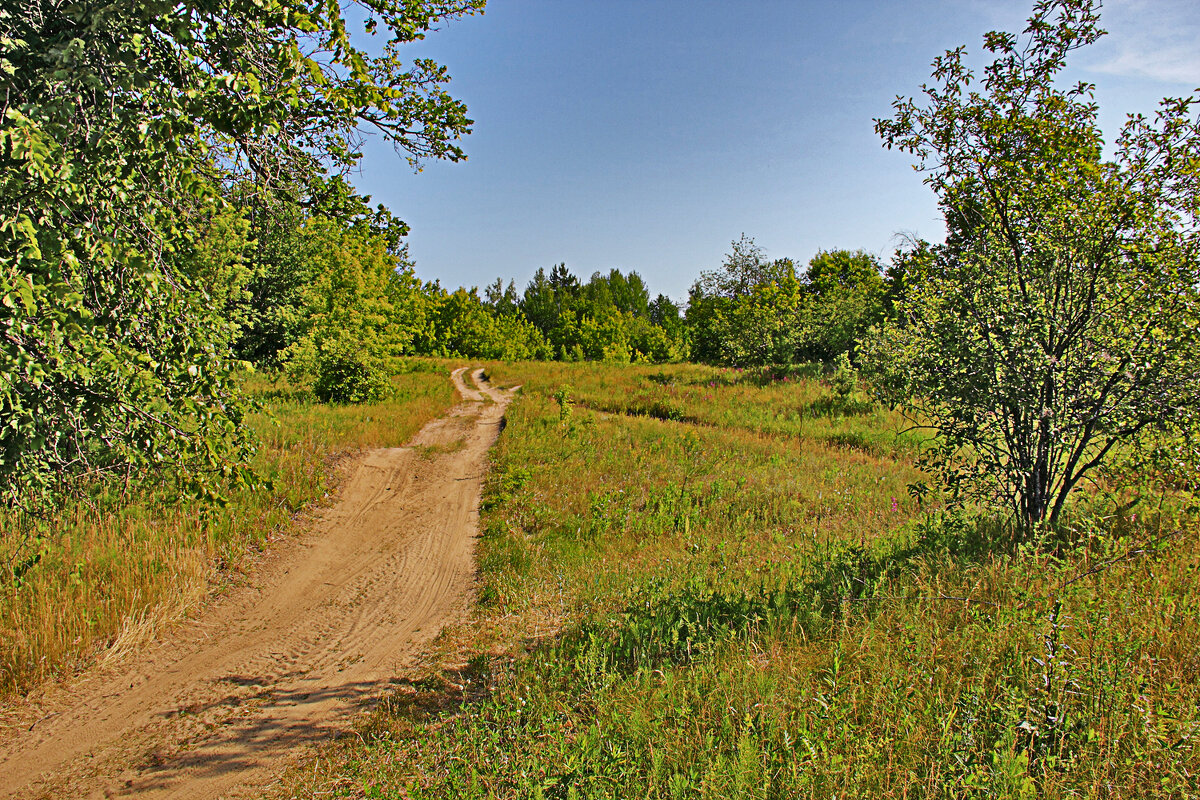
[865,0,1200,529]
[1,0,483,517]
[688,240,885,368]
[283,216,423,388]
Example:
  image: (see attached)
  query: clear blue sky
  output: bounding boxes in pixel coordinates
[349,0,1200,302]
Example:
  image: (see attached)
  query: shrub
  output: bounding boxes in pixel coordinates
[830,351,857,401]
[312,345,392,404]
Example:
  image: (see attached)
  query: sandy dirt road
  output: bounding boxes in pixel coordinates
[0,368,514,799]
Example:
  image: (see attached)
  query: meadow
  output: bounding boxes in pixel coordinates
[0,362,459,698]
[277,360,1199,799]
[9,1,1198,795]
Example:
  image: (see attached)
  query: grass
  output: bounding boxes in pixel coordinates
[514,361,923,458]
[275,360,1199,799]
[0,360,461,699]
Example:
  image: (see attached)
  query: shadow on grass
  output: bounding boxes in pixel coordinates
[645,364,826,389]
[391,512,1021,734]
[576,397,701,425]
[544,509,1026,675]
[362,660,492,739]
[246,383,315,404]
[805,394,876,419]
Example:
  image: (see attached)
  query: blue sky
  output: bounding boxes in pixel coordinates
[349,0,1200,302]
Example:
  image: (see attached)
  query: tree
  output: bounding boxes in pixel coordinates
[864,0,1200,529]
[284,218,428,402]
[695,234,791,299]
[427,287,547,360]
[718,270,806,367]
[684,283,729,365]
[649,293,686,353]
[686,241,885,367]
[232,175,412,368]
[608,269,651,318]
[520,267,560,334]
[548,262,581,301]
[881,239,935,322]
[484,278,521,317]
[1,0,483,512]
[800,249,885,362]
[686,236,804,367]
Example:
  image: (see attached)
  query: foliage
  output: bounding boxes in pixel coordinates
[687,236,798,367]
[688,238,884,367]
[800,249,885,362]
[483,278,522,317]
[0,0,483,512]
[428,287,549,360]
[232,177,412,368]
[714,266,806,366]
[551,384,573,423]
[881,238,936,323]
[694,233,792,299]
[649,292,686,346]
[283,217,426,398]
[311,344,393,404]
[865,0,1200,528]
[583,268,651,318]
[829,351,857,401]
[511,263,683,363]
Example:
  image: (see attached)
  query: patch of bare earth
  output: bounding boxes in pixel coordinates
[0,368,514,799]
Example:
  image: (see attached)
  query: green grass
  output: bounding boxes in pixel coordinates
[501,361,924,457]
[276,360,1199,799]
[0,361,460,699]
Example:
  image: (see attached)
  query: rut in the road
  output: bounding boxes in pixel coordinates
[0,368,514,800]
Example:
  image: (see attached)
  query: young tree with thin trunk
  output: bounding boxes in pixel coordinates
[864,0,1200,529]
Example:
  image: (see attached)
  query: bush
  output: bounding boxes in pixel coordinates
[312,346,392,404]
[830,351,857,401]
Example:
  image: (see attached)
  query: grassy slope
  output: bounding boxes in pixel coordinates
[0,361,460,699]
[280,361,1198,799]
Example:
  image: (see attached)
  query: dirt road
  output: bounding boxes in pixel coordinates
[0,368,513,799]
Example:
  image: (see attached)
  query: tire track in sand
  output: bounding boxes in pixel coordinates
[0,368,515,799]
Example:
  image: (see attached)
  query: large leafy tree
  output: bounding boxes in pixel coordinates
[687,235,801,367]
[0,0,482,512]
[800,249,884,362]
[231,175,411,368]
[865,0,1200,528]
[283,217,430,399]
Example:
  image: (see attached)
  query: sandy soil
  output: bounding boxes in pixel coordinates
[0,368,514,799]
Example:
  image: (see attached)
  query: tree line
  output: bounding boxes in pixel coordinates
[230,204,899,404]
[3,0,1198,534]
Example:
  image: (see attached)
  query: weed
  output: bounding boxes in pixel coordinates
[552,385,574,424]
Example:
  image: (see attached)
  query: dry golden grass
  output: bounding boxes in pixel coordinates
[0,362,460,699]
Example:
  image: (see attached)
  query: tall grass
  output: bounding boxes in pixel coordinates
[278,360,1199,799]
[0,363,459,699]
